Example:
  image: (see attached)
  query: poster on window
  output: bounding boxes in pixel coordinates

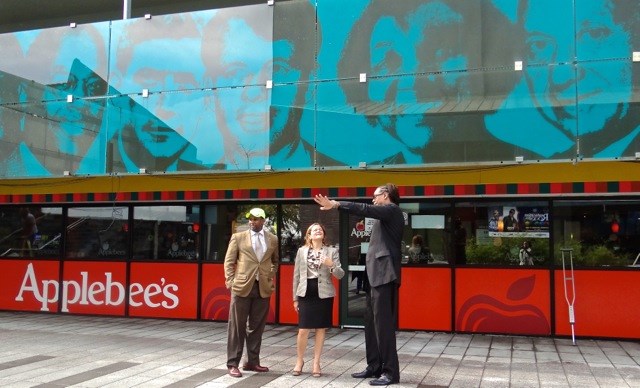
[488,206,549,238]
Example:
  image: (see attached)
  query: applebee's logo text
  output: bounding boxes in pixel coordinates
[14,263,179,312]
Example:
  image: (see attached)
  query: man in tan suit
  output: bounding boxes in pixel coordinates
[224,207,279,378]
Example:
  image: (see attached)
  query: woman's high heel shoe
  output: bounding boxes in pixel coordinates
[292,361,304,376]
[312,364,321,378]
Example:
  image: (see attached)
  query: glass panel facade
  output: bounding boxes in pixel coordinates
[0,0,638,177]
[102,91,218,174]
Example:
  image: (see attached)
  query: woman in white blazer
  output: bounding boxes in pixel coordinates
[292,223,345,377]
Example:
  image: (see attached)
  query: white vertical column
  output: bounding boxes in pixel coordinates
[123,0,131,19]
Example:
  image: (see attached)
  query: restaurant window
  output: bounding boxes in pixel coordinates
[280,204,339,263]
[553,200,640,267]
[132,205,199,261]
[66,207,129,259]
[401,202,450,265]
[206,204,279,262]
[0,206,63,258]
[455,201,550,266]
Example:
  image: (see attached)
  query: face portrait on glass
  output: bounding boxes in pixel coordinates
[30,25,108,160]
[202,7,272,170]
[268,1,316,168]
[337,0,479,164]
[524,0,631,135]
[113,14,210,171]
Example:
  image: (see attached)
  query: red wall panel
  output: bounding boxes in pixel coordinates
[554,270,640,339]
[61,261,127,316]
[399,267,452,331]
[456,268,551,335]
[0,260,60,312]
[128,262,197,319]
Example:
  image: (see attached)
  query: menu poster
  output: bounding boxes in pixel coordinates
[488,206,549,238]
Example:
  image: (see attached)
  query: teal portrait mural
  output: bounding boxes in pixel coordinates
[0,0,638,177]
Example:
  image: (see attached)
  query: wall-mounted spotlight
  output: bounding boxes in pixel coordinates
[145,14,152,19]
[142,89,149,98]
[515,156,524,163]
[358,161,367,168]
[66,95,74,103]
[139,168,148,174]
[69,22,77,28]
[264,164,273,171]
[267,0,275,5]
[635,152,640,160]
[359,73,367,83]
[633,52,640,62]
[63,170,72,176]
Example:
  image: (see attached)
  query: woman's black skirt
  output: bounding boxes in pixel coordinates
[298,278,333,329]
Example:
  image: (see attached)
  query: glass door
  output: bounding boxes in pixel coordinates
[340,212,371,327]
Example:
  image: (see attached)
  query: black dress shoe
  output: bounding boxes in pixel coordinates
[351,369,381,379]
[369,374,398,386]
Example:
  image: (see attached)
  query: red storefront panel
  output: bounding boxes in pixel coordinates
[279,265,297,325]
[200,263,276,323]
[0,260,60,312]
[128,262,198,319]
[399,267,452,331]
[456,268,551,335]
[554,270,640,339]
[61,261,127,315]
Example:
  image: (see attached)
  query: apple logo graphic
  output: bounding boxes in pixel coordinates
[201,287,230,320]
[457,275,550,335]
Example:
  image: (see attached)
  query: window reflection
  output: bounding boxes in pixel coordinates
[279,204,338,263]
[204,204,280,262]
[401,203,449,265]
[132,205,199,261]
[66,207,129,259]
[553,200,640,267]
[456,201,550,266]
[0,206,62,258]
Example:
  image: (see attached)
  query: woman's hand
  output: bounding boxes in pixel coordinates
[321,256,334,268]
[293,300,299,313]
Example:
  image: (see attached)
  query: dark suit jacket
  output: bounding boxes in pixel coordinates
[338,202,404,287]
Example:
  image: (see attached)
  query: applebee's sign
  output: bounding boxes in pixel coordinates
[14,263,179,312]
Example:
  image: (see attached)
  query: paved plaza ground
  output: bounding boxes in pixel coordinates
[0,311,639,387]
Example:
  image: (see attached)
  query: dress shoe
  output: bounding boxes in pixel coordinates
[351,369,381,379]
[291,360,304,376]
[369,374,398,386]
[242,363,269,372]
[228,366,242,378]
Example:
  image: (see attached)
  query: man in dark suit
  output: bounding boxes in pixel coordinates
[314,183,404,386]
[224,207,279,378]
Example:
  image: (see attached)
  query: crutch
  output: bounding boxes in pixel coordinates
[561,248,576,345]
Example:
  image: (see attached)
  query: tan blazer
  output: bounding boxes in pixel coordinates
[224,229,279,298]
[293,245,345,300]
